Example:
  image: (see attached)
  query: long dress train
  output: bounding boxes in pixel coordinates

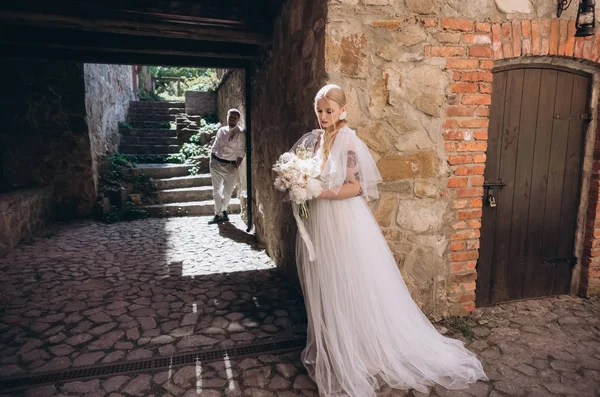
[293,127,487,397]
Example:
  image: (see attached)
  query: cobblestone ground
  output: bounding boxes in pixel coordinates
[0,218,599,397]
[0,216,306,376]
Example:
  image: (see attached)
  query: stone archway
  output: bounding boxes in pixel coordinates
[421,17,600,308]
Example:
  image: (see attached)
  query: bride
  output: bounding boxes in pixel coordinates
[287,84,488,396]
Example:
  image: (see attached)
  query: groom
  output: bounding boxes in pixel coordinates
[208,109,245,225]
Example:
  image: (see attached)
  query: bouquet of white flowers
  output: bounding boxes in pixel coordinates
[273,143,322,219]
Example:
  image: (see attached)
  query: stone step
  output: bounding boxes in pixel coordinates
[144,199,241,217]
[130,101,185,109]
[128,108,184,116]
[131,164,192,179]
[120,144,180,154]
[120,128,177,137]
[157,186,213,203]
[121,136,179,145]
[154,174,212,190]
[127,114,176,122]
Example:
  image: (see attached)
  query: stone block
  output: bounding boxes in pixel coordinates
[185,90,217,116]
[377,151,440,181]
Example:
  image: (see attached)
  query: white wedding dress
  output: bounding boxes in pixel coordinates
[291,126,487,397]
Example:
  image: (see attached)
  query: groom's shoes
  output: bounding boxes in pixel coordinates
[208,214,223,225]
[221,211,229,222]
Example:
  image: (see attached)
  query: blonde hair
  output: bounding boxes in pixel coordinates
[314,84,347,166]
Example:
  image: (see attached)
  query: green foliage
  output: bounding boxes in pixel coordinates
[442,317,475,340]
[98,154,156,223]
[145,67,220,99]
[129,121,171,129]
[122,154,185,164]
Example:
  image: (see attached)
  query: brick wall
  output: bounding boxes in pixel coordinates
[421,17,600,311]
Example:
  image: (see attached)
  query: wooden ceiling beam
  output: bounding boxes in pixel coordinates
[0,43,251,68]
[0,9,272,45]
[0,25,262,60]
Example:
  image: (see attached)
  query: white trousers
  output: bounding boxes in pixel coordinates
[210,158,237,215]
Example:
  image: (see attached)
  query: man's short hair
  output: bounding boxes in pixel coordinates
[228,109,241,117]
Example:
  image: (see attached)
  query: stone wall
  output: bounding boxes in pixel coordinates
[0,186,53,257]
[84,64,135,191]
[251,0,328,276]
[324,0,600,316]
[217,69,248,222]
[0,60,96,218]
[185,91,217,116]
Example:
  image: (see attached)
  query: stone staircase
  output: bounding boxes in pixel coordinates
[120,101,184,155]
[121,101,240,217]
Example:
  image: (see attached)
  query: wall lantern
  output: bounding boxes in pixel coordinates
[557,0,596,37]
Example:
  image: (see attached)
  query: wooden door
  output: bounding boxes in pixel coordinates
[476,65,590,306]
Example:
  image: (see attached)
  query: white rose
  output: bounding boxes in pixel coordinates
[289,187,308,204]
[306,178,323,198]
[281,152,294,162]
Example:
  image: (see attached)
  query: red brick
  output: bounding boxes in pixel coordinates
[463,34,492,44]
[444,130,466,140]
[575,37,584,58]
[448,155,473,165]
[462,94,492,105]
[522,19,531,37]
[445,142,456,152]
[470,176,485,187]
[451,241,466,251]
[429,46,466,57]
[522,20,532,55]
[583,38,593,60]
[549,18,559,55]
[466,261,477,270]
[451,251,479,261]
[502,22,513,58]
[469,46,493,58]
[476,107,490,117]
[455,165,485,176]
[456,141,488,152]
[467,239,481,251]
[453,199,469,209]
[453,71,463,81]
[448,177,468,188]
[453,271,478,282]
[453,221,467,230]
[451,263,464,273]
[558,19,568,56]
[531,20,541,56]
[512,20,522,57]
[468,220,482,229]
[463,282,477,291]
[451,82,478,93]
[476,23,491,33]
[457,188,484,198]
[458,209,481,219]
[473,153,486,163]
[469,197,483,208]
[492,23,503,59]
[565,19,576,56]
[442,18,474,32]
[422,18,439,28]
[458,293,476,303]
[479,83,492,94]
[459,119,489,128]
[444,119,459,128]
[479,60,494,69]
[447,58,479,69]
[446,106,476,117]
[452,230,481,240]
[591,36,600,61]
[540,19,551,55]
[464,302,476,311]
[460,72,493,82]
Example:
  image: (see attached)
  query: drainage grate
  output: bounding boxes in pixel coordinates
[0,337,306,392]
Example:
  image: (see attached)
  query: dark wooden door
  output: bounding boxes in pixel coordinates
[476,65,590,306]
